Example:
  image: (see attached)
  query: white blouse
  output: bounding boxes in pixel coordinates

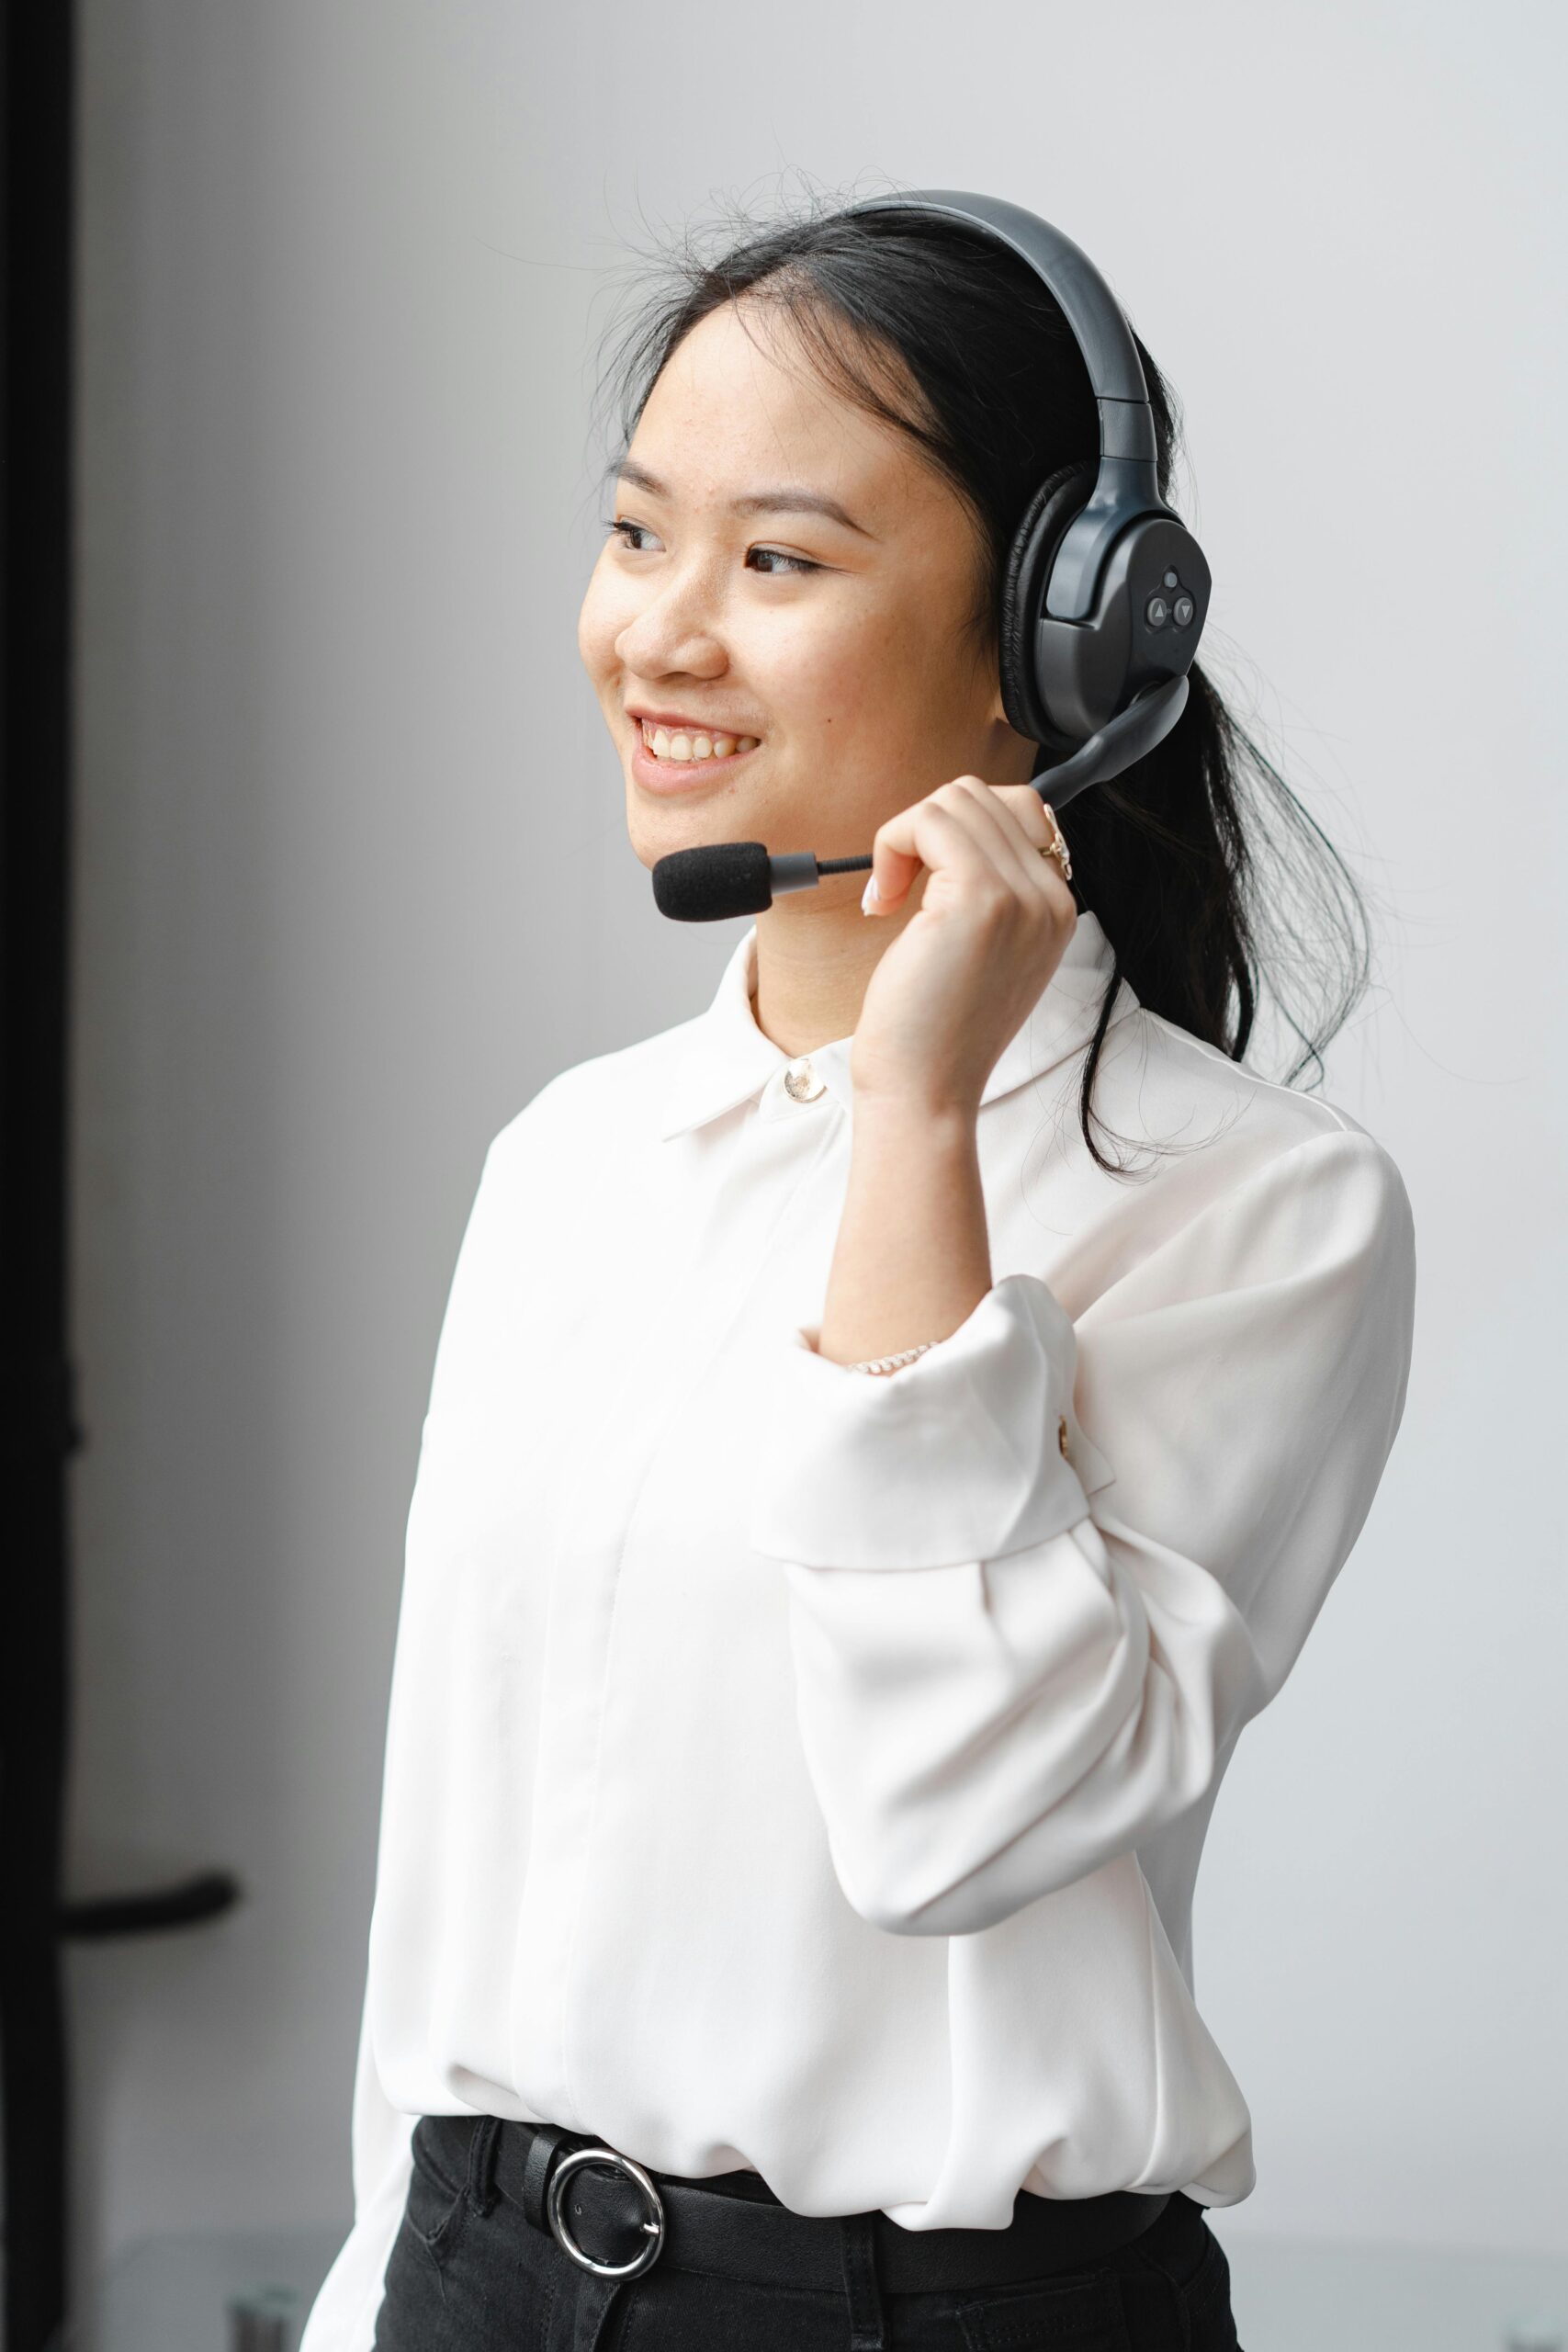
[302,908,1416,2351]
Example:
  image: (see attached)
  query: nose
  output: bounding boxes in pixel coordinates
[615,556,728,683]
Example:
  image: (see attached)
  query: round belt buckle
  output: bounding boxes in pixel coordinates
[547,2144,666,2278]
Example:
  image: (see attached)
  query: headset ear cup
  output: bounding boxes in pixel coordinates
[998,460,1098,751]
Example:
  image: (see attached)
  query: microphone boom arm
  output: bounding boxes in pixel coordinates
[649,676,1189,919]
[769,676,1188,898]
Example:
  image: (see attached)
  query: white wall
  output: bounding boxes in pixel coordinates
[69,0,1566,2307]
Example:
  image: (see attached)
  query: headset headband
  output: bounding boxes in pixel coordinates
[841,189,1167,623]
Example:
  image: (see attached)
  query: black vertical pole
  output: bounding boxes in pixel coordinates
[0,1,78,2343]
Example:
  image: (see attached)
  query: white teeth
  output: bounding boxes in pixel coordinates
[641,722,761,761]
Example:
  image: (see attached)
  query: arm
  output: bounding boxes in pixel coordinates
[749,1125,1416,1938]
[300,1105,555,2350]
[815,1099,992,1369]
[299,1977,415,2352]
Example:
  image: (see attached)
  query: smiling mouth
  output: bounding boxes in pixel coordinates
[637,719,761,763]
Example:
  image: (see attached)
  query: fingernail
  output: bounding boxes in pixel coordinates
[860,874,881,915]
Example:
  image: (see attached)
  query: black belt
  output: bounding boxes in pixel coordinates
[423,2112,1175,2293]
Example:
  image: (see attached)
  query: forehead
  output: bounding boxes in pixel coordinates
[629,299,936,526]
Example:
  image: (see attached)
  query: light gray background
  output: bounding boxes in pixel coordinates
[69,0,1565,2311]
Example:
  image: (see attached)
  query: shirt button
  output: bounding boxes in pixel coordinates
[1058,1415,1071,1460]
[783,1056,827,1102]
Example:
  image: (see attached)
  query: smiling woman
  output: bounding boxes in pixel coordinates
[607,452,856,780]
[303,187,1416,2352]
[579,296,1028,895]
[578,198,1373,1161]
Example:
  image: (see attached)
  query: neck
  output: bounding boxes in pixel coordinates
[748,872,928,1059]
[740,716,1041,1054]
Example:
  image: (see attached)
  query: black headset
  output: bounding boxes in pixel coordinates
[651,189,1211,917]
[843,188,1211,803]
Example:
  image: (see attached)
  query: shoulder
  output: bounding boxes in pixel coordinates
[1077,1001,1414,1269]
[1101,1005,1415,1283]
[1122,1001,1360,1145]
[478,1015,695,1178]
[1104,998,1397,1161]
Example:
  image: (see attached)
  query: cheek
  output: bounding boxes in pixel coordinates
[770,609,925,756]
[576,561,627,685]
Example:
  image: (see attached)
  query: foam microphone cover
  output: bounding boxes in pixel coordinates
[651,841,775,922]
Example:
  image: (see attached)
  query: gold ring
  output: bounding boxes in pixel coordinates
[1037,804,1072,885]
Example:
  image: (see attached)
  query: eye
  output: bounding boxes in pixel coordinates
[746,546,820,577]
[604,517,660,553]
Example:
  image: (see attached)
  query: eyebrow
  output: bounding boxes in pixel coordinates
[607,458,874,538]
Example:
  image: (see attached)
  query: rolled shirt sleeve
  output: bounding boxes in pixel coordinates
[748,1126,1416,1939]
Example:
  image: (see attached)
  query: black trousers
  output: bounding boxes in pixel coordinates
[372,2113,1243,2350]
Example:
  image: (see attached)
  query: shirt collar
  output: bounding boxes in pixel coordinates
[657,908,1132,1144]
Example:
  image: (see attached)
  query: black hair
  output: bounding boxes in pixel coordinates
[592,184,1377,1174]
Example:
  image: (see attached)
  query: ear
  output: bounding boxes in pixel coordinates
[984,692,1047,785]
[979,633,1031,738]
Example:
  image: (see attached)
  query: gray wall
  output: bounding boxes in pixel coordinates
[69,0,1566,2303]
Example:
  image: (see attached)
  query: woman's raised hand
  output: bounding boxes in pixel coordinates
[852,777,1077,1121]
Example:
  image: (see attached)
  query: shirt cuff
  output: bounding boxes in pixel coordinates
[748,1271,1106,1573]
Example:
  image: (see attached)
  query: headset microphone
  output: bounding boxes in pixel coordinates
[649,190,1210,925]
[651,676,1188,923]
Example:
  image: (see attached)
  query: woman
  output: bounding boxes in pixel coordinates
[302,191,1416,2352]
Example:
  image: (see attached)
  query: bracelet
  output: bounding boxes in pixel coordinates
[845,1340,939,1376]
